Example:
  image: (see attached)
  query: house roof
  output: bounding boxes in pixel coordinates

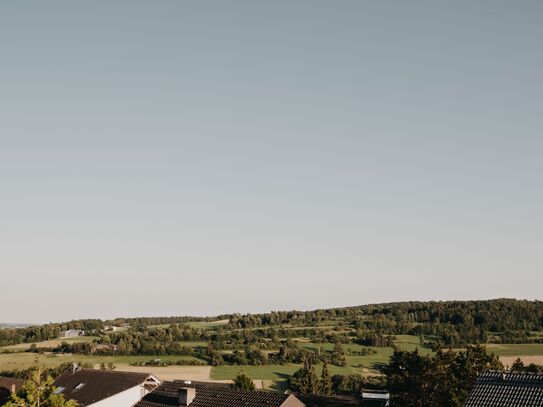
[297,393,362,406]
[465,371,543,407]
[0,376,25,404]
[54,369,156,406]
[0,376,25,391]
[297,390,389,407]
[135,380,303,407]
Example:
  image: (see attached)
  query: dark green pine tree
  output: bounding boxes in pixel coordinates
[299,358,320,394]
[320,361,332,395]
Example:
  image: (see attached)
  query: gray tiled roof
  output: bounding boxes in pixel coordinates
[296,394,361,406]
[465,372,543,407]
[135,380,301,407]
[54,369,153,406]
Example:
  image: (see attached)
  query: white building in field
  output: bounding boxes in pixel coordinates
[59,329,85,338]
[54,367,161,407]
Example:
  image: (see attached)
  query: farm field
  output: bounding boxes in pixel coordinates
[485,343,543,357]
[0,352,207,372]
[0,334,429,390]
[175,341,208,348]
[211,364,301,390]
[149,320,229,330]
[0,336,99,351]
[5,335,543,386]
[187,320,229,329]
[501,356,543,367]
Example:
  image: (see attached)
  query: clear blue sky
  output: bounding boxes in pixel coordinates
[1,1,542,323]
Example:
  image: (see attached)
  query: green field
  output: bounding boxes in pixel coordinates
[211,335,431,382]
[0,335,428,382]
[0,352,207,372]
[0,336,99,352]
[4,334,542,389]
[176,341,208,348]
[149,320,229,330]
[485,343,543,357]
[186,320,229,329]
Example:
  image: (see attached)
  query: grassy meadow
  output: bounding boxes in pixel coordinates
[484,343,543,357]
[0,336,100,352]
[0,352,207,372]
[148,320,229,330]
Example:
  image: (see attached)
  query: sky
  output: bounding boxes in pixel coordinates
[1,1,542,324]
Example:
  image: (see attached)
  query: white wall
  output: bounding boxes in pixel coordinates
[88,385,145,407]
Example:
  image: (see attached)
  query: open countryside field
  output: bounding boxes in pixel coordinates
[0,335,429,390]
[0,352,207,372]
[149,320,229,329]
[187,320,229,329]
[0,336,99,351]
[485,343,543,357]
[3,335,543,385]
[501,356,543,367]
[485,344,543,367]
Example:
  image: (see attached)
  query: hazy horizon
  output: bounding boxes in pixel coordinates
[1,1,542,324]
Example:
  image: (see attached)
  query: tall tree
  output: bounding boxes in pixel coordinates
[320,361,332,395]
[291,358,320,394]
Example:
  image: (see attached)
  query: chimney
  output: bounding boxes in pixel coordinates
[11,384,16,393]
[178,387,196,406]
[72,363,81,374]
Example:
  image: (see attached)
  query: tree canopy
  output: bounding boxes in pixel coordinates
[383,345,503,407]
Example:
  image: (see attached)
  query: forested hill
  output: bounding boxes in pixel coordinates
[1,299,543,347]
[230,298,543,329]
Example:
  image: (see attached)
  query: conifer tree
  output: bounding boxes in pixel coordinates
[297,358,320,394]
[320,361,332,395]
